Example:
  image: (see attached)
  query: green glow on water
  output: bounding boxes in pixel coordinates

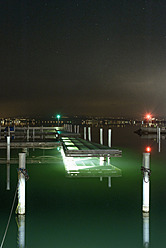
[0,126,166,247]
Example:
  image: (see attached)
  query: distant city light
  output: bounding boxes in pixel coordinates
[145,114,152,120]
[145,146,151,153]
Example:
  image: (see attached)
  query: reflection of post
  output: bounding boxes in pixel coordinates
[18,153,26,215]
[143,213,149,248]
[6,164,10,190]
[100,157,104,165]
[107,157,110,165]
[88,127,91,141]
[7,136,10,163]
[17,215,26,248]
[142,152,150,213]
[108,177,111,188]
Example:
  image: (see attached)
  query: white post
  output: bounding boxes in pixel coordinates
[27,126,29,141]
[143,213,149,248]
[142,152,150,213]
[74,125,77,133]
[84,127,86,140]
[33,128,35,141]
[88,127,91,141]
[6,164,10,190]
[157,126,159,143]
[158,127,161,152]
[100,128,103,145]
[41,126,43,139]
[70,124,72,133]
[8,126,10,137]
[108,129,112,147]
[7,136,10,163]
[77,125,79,134]
[17,215,26,248]
[18,153,26,215]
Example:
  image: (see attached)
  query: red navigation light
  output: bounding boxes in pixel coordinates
[146,114,152,120]
[146,146,151,153]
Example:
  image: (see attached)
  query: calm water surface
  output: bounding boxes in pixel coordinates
[0,125,166,248]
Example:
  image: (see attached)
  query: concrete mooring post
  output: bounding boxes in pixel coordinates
[8,126,10,137]
[84,127,86,140]
[108,129,112,147]
[88,127,91,141]
[100,128,103,145]
[27,126,29,141]
[142,152,151,213]
[7,136,10,163]
[33,128,35,141]
[18,153,26,215]
[158,127,161,152]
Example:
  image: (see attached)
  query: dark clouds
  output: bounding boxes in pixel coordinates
[0,0,166,117]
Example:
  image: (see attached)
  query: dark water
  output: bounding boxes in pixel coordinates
[0,125,166,248]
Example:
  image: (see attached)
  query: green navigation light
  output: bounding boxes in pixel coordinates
[57,114,61,119]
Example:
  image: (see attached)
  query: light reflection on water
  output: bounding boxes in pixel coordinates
[0,125,166,247]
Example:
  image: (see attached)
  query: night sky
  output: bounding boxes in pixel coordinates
[1,0,166,118]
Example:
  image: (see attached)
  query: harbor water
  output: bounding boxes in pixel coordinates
[0,125,166,248]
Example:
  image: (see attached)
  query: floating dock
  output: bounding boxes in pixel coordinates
[135,126,166,135]
[61,137,122,157]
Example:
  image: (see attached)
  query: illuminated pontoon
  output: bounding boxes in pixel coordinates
[60,137,122,187]
[61,137,122,157]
